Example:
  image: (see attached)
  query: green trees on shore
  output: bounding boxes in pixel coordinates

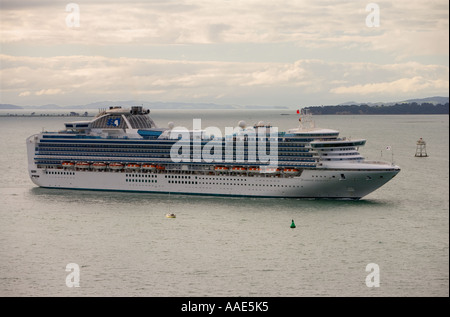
[304,102,449,115]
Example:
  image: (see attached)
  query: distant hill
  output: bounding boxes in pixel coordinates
[336,96,448,107]
[15,100,288,110]
[401,96,448,105]
[76,101,289,110]
[27,104,63,109]
[2,96,448,112]
[0,104,23,109]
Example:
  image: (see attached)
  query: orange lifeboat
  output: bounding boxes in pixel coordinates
[142,164,157,171]
[262,167,281,173]
[231,166,247,172]
[92,162,107,170]
[75,162,90,169]
[215,166,229,172]
[109,162,124,170]
[62,161,75,168]
[283,168,299,175]
[126,163,141,170]
[248,167,260,174]
[156,165,165,170]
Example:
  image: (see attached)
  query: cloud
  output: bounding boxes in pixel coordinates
[1,54,448,106]
[35,88,64,96]
[0,1,448,106]
[330,76,449,95]
[0,0,447,57]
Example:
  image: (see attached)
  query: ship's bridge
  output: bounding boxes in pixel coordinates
[310,139,366,149]
[283,128,340,142]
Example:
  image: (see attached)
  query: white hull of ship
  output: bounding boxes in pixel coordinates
[27,167,399,199]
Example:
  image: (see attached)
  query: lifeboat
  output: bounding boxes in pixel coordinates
[126,163,141,170]
[62,161,75,168]
[142,164,157,171]
[248,167,260,174]
[156,165,165,170]
[231,166,247,172]
[92,162,107,170]
[165,213,176,218]
[109,162,124,170]
[283,168,300,175]
[262,167,280,174]
[75,162,90,169]
[215,166,229,172]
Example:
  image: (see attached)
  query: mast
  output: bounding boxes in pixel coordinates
[298,108,315,130]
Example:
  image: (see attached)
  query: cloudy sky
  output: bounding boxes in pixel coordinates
[0,0,448,107]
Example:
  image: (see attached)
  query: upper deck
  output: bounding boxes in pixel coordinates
[64,106,158,132]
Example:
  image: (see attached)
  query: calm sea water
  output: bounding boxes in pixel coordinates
[0,110,448,297]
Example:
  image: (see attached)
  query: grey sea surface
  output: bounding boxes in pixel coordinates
[0,110,448,296]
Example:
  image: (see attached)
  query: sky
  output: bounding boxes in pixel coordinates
[0,0,448,108]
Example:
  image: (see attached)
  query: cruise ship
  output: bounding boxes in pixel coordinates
[26,106,400,199]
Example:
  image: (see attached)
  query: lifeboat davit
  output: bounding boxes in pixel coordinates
[283,168,299,175]
[62,161,75,168]
[75,162,90,169]
[215,166,229,172]
[92,162,107,170]
[109,162,124,170]
[142,164,157,171]
[126,163,141,170]
[231,166,247,172]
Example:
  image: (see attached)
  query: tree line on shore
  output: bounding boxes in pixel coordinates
[303,102,449,115]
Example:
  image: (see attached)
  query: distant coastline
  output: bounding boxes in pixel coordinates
[1,96,448,115]
[303,102,449,115]
[0,113,94,117]
[0,101,289,111]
